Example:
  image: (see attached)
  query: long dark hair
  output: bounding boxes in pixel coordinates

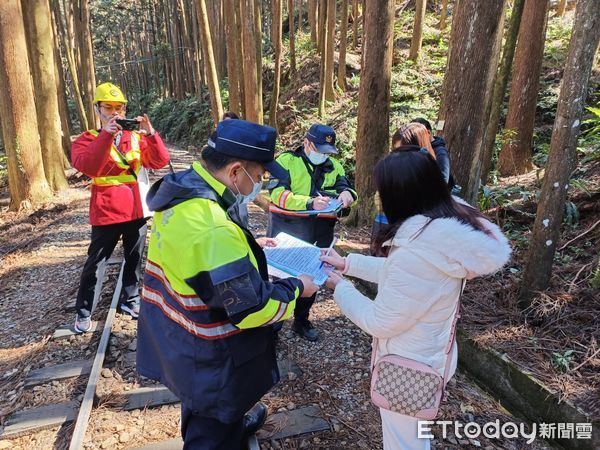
[371,150,490,256]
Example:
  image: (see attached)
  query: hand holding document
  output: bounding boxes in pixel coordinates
[264,233,333,285]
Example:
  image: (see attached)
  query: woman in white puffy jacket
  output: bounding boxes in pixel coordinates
[321,150,511,450]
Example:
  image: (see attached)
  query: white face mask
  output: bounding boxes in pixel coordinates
[308,149,328,165]
[234,166,262,203]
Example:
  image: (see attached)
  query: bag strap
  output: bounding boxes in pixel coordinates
[371,278,466,382]
[441,279,465,386]
[114,134,138,181]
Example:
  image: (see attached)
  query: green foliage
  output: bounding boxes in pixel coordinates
[388,8,447,129]
[478,184,535,211]
[580,104,600,163]
[532,142,550,167]
[504,226,530,250]
[563,201,580,227]
[583,105,600,135]
[536,85,560,123]
[348,74,360,89]
[146,94,214,148]
[569,178,592,197]
[551,350,574,373]
[295,31,315,57]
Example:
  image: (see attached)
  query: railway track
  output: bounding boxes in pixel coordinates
[0,246,322,450]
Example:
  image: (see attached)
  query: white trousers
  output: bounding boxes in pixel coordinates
[380,408,431,450]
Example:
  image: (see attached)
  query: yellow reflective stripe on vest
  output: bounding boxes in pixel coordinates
[87,130,142,186]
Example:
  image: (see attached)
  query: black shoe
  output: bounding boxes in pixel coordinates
[242,402,268,437]
[292,320,319,342]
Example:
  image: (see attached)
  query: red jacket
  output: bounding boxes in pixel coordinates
[72,129,170,226]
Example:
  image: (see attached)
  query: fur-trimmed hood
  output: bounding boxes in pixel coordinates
[387,214,511,280]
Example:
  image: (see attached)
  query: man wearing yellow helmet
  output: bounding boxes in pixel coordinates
[71,82,170,333]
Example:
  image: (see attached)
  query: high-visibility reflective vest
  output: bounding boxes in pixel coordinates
[87,130,141,186]
[137,162,302,422]
[269,147,357,219]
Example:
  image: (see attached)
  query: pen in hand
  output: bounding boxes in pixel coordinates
[319,237,337,269]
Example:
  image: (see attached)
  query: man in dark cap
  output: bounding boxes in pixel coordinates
[268,123,357,341]
[136,119,319,449]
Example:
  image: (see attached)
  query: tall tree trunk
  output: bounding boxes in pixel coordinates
[318,0,327,55]
[352,0,395,226]
[519,0,600,306]
[59,0,88,131]
[254,0,264,123]
[324,0,336,101]
[498,0,549,176]
[352,0,359,51]
[409,0,427,61]
[74,0,98,129]
[167,0,184,99]
[241,0,260,122]
[234,0,246,116]
[288,0,297,72]
[270,0,283,129]
[337,0,349,91]
[22,0,69,192]
[224,0,241,115]
[480,0,526,184]
[308,0,318,47]
[317,0,328,117]
[50,0,73,159]
[218,0,228,80]
[0,0,52,209]
[190,0,204,99]
[439,0,449,30]
[178,0,195,96]
[437,0,506,204]
[196,0,224,125]
[556,0,567,17]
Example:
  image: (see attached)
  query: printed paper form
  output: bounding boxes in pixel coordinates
[264,232,329,285]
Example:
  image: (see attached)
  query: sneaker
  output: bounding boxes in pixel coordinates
[74,315,92,333]
[292,320,319,342]
[119,301,140,319]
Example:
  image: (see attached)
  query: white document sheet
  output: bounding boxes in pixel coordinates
[264,232,330,285]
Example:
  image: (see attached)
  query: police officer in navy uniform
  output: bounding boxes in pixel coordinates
[267,124,357,341]
[137,119,319,449]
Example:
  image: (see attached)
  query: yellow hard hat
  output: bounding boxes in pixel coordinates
[93,82,127,104]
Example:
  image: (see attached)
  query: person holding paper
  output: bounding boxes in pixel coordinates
[320,150,510,449]
[268,123,357,341]
[136,119,319,449]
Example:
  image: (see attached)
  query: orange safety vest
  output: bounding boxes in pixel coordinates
[88,130,141,186]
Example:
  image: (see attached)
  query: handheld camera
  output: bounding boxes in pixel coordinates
[116,118,140,131]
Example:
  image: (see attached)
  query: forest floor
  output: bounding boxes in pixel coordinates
[0,144,570,450]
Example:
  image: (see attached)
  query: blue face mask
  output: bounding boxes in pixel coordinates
[234,166,262,204]
[308,149,328,165]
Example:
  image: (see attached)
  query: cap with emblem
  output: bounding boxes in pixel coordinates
[306,123,337,154]
[214,119,287,180]
[93,82,128,104]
